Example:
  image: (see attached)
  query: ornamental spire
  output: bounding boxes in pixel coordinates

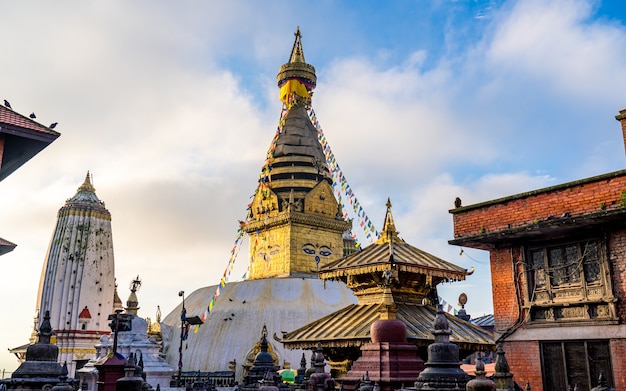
[67,170,103,205]
[288,27,306,64]
[277,27,317,107]
[375,198,401,244]
[78,171,95,193]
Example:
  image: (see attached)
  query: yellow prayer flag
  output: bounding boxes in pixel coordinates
[279,79,310,104]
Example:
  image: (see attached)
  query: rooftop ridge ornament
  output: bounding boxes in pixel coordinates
[277,27,317,108]
[375,198,402,245]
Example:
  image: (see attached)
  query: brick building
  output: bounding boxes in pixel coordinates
[448,109,626,391]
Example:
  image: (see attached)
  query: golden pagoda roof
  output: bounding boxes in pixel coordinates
[278,302,494,351]
[319,199,470,281]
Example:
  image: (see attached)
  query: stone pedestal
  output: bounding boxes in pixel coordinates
[95,353,126,391]
[340,319,424,391]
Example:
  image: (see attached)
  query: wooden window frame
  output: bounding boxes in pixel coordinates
[523,237,616,324]
[540,340,613,391]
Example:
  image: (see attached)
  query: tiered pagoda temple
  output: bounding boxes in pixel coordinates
[278,200,494,376]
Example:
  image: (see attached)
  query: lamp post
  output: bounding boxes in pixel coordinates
[176,290,204,387]
[177,290,186,387]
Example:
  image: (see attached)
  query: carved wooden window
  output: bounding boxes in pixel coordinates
[526,239,615,323]
[540,340,613,391]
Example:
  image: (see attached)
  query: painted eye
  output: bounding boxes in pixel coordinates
[302,244,316,255]
[257,252,268,262]
[319,246,332,257]
[269,247,280,256]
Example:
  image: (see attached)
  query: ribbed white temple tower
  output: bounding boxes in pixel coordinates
[35,172,116,376]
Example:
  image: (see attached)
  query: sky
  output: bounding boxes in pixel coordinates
[1,0,625,373]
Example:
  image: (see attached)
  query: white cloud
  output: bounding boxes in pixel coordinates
[487,0,626,103]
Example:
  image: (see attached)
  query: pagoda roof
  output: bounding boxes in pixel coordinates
[0,105,60,182]
[320,240,469,281]
[278,302,494,351]
[320,199,470,281]
[0,237,17,256]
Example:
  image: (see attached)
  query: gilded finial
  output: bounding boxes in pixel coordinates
[277,27,317,107]
[77,171,96,193]
[67,170,103,205]
[376,197,401,244]
[289,27,306,64]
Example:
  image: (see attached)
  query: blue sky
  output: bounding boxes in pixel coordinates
[0,0,625,372]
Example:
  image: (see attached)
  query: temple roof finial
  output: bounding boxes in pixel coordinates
[375,197,401,244]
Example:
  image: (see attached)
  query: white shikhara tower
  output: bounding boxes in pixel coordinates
[35,172,116,375]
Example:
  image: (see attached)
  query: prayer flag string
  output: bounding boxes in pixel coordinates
[307,107,379,245]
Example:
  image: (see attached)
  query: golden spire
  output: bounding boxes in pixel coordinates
[113,280,123,312]
[277,27,317,107]
[77,171,95,193]
[288,27,306,64]
[375,198,402,244]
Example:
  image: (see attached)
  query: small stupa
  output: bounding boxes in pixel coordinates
[77,277,174,391]
[409,305,471,390]
[465,356,495,391]
[305,344,335,391]
[1,311,78,390]
[491,344,515,391]
[114,352,154,391]
[241,327,287,391]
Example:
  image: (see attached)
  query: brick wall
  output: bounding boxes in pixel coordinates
[451,171,626,238]
[610,339,626,390]
[490,247,522,333]
[501,341,542,391]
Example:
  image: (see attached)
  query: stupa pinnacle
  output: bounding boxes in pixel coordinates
[277,27,317,108]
